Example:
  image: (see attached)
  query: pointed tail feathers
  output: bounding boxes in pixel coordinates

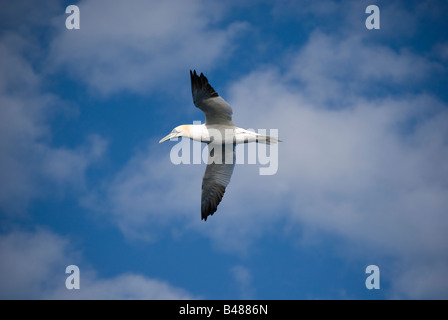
[257,135,282,145]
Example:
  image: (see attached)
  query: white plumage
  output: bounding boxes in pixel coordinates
[159,70,280,220]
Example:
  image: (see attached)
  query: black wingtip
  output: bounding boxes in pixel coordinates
[201,212,214,222]
[190,69,219,99]
[201,203,216,221]
[201,184,226,221]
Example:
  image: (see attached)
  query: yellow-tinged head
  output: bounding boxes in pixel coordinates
[159,125,191,143]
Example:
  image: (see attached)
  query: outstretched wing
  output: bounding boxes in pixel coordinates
[201,144,235,220]
[190,70,234,126]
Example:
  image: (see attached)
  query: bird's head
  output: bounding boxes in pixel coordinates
[159,125,190,143]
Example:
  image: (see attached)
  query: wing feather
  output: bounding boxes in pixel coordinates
[190,70,234,126]
[201,144,235,220]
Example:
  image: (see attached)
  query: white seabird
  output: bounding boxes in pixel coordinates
[160,70,280,221]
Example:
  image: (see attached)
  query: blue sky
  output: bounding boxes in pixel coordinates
[1,0,448,299]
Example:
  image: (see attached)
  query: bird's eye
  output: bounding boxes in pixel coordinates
[172,129,179,134]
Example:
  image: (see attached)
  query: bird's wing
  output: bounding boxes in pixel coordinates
[190,70,234,126]
[201,144,235,220]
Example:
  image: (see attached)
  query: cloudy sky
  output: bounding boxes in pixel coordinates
[1,0,447,300]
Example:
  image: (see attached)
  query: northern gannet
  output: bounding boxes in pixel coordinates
[160,70,280,221]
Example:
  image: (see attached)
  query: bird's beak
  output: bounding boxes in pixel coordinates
[159,132,178,143]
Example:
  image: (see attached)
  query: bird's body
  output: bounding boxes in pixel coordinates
[163,124,277,145]
[160,70,280,220]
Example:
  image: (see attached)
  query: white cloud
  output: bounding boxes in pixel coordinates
[433,42,448,61]
[285,31,437,106]
[48,0,247,96]
[231,265,254,299]
[0,229,73,299]
[81,142,206,241]
[3,0,446,300]
[85,139,286,250]
[391,259,448,299]
[222,36,448,298]
[50,274,194,300]
[93,29,448,298]
[0,229,195,299]
[0,33,107,214]
[272,0,422,41]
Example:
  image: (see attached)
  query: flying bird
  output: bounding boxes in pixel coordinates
[160,70,280,221]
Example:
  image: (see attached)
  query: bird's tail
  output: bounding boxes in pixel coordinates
[257,135,282,145]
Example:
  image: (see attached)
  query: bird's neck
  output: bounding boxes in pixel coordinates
[181,124,205,142]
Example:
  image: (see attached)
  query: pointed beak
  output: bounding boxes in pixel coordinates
[159,132,178,143]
